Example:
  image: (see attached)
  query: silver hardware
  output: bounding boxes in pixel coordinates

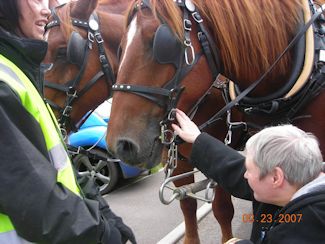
[43,63,53,72]
[94,33,104,43]
[162,140,178,182]
[185,0,195,12]
[88,32,94,49]
[319,49,325,62]
[183,19,192,31]
[60,127,67,141]
[159,170,217,204]
[167,108,177,121]
[159,123,175,145]
[184,42,195,65]
[192,12,203,23]
[224,110,247,145]
[89,19,99,31]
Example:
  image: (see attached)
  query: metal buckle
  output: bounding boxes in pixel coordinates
[183,19,192,31]
[213,75,229,89]
[95,33,104,43]
[67,87,77,97]
[88,32,94,43]
[62,105,72,117]
[192,12,203,23]
[159,123,175,145]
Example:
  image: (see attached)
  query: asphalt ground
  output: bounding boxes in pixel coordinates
[104,170,252,244]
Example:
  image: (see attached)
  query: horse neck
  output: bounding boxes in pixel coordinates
[194,0,301,97]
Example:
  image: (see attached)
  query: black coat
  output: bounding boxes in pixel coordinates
[0,28,134,243]
[190,132,325,244]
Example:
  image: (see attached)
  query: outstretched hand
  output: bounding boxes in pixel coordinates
[172,109,201,144]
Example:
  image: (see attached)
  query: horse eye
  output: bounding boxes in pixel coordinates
[56,48,67,60]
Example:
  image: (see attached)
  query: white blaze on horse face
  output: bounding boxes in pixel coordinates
[118,17,137,73]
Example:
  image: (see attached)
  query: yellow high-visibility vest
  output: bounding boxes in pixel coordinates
[0,54,80,243]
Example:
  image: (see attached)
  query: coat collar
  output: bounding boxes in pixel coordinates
[0,27,48,94]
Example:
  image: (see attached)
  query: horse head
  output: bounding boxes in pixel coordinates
[106,0,311,169]
[43,0,125,133]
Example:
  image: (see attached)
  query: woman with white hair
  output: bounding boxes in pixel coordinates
[173,108,325,244]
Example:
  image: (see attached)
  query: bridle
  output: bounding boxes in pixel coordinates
[112,0,221,146]
[112,0,221,198]
[44,4,115,135]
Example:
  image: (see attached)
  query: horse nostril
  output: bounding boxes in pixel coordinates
[121,140,133,151]
[116,138,139,162]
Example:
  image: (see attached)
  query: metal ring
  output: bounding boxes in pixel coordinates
[184,44,195,65]
[161,129,175,145]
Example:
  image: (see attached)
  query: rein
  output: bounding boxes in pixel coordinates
[199,3,325,131]
[44,4,115,134]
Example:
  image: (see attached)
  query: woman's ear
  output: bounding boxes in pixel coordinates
[272,166,285,188]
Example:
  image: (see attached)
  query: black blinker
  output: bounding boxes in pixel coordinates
[153,24,182,67]
[67,31,87,67]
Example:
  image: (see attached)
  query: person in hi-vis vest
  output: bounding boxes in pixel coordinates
[0,1,136,243]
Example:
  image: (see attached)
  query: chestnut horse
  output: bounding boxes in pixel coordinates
[107,0,325,243]
[43,0,131,133]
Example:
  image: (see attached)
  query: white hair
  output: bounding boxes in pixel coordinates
[245,124,323,187]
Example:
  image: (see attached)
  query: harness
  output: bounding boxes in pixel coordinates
[198,0,325,145]
[207,0,325,127]
[114,0,325,203]
[44,4,115,135]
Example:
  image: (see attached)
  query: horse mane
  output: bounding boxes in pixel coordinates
[195,0,303,82]
[55,3,74,41]
[125,0,183,39]
[127,0,306,83]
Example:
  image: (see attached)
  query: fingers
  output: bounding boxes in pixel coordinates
[175,108,191,122]
[172,109,202,144]
[174,109,191,130]
[171,123,181,134]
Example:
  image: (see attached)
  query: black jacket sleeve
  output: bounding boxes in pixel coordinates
[190,132,253,200]
[0,82,130,244]
[190,133,285,243]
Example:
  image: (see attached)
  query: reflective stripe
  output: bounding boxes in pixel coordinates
[0,62,23,85]
[49,144,68,170]
[0,230,33,244]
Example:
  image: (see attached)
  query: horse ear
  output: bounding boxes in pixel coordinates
[71,0,98,20]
